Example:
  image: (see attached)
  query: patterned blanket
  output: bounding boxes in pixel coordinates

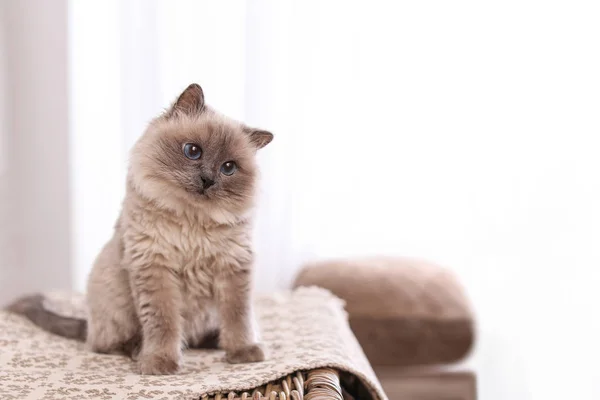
[0,287,387,400]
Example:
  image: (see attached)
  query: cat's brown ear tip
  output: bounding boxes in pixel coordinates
[186,83,203,92]
[181,83,204,100]
[248,130,273,149]
[170,83,205,117]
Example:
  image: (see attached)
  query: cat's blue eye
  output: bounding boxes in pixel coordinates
[220,161,237,176]
[183,143,202,160]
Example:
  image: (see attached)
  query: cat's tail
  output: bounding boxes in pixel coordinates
[5,294,87,341]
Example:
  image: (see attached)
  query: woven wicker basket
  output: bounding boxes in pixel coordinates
[199,368,344,400]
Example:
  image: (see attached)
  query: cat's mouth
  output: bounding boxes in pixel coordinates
[185,185,211,198]
[196,187,214,197]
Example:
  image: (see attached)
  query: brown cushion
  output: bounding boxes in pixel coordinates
[293,257,475,367]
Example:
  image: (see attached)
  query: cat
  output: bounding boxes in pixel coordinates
[7,83,273,375]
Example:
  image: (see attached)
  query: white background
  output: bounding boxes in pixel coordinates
[2,1,600,399]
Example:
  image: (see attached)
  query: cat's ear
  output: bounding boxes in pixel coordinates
[245,128,273,150]
[168,83,205,117]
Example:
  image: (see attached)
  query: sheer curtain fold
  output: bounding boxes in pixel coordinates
[0,0,71,304]
[0,0,11,304]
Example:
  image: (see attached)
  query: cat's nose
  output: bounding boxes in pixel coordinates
[201,176,215,189]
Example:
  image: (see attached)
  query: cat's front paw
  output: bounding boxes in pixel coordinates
[138,352,180,375]
[226,343,266,364]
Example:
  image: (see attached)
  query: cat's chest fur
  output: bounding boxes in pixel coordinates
[124,207,253,299]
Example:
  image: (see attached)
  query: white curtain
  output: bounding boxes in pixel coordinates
[0,0,72,304]
[0,0,10,303]
[2,1,599,399]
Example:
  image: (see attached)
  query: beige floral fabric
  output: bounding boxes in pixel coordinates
[0,287,387,400]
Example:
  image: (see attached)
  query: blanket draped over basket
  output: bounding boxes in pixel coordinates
[0,287,387,400]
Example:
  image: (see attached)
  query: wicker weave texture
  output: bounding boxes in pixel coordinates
[199,369,343,400]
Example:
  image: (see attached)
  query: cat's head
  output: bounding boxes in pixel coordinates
[129,84,273,222]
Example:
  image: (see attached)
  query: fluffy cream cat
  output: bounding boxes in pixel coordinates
[8,83,273,375]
